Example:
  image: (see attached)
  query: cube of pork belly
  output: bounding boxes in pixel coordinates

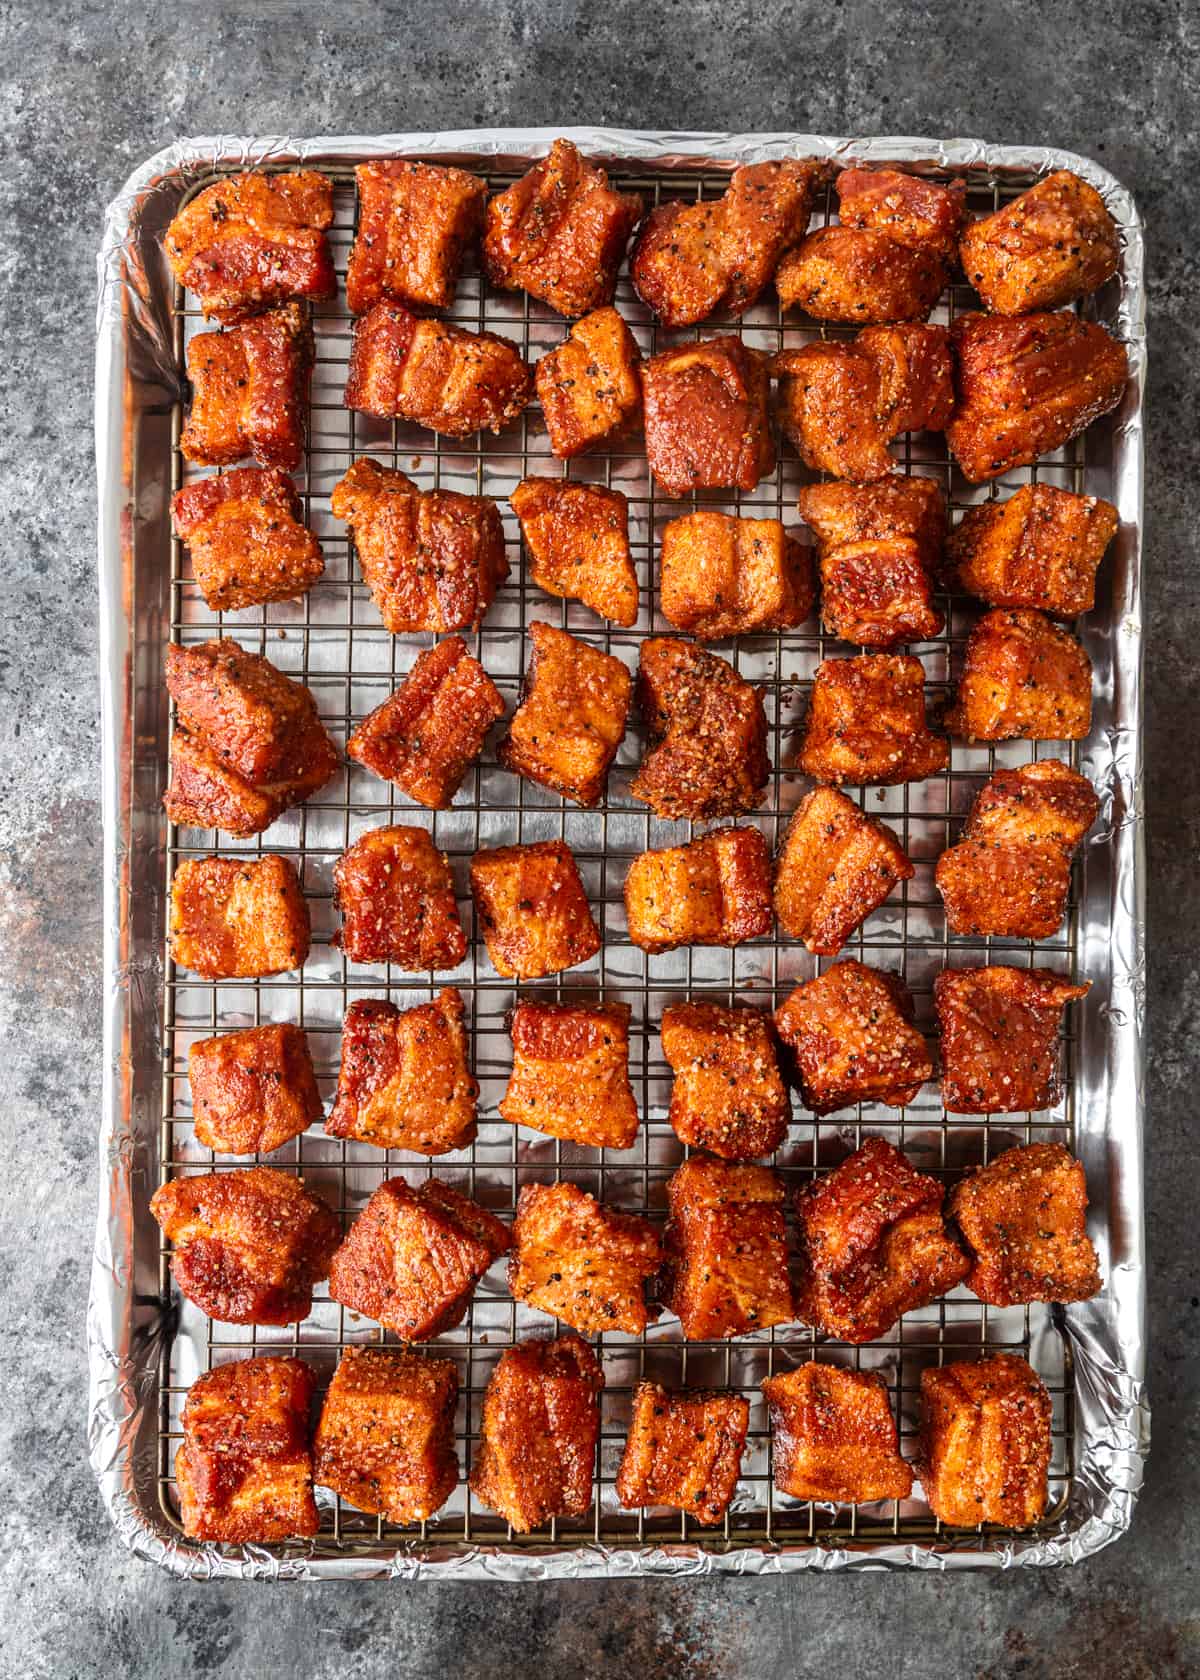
[508,1181,662,1336]
[660,1002,789,1161]
[313,1346,459,1524]
[659,511,815,641]
[328,1176,509,1339]
[510,478,638,627]
[181,303,312,472]
[624,827,772,956]
[762,1363,913,1503]
[150,1165,341,1325]
[326,991,478,1156]
[774,960,933,1116]
[175,1354,319,1542]
[535,306,643,459]
[189,1022,323,1156]
[920,1354,1052,1528]
[773,786,914,956]
[347,637,505,809]
[642,337,775,497]
[171,467,325,612]
[798,476,946,649]
[615,1381,749,1527]
[344,303,532,436]
[331,458,509,633]
[165,730,286,838]
[483,137,643,317]
[944,609,1092,742]
[346,159,487,314]
[333,825,466,971]
[960,170,1121,316]
[470,840,601,980]
[948,1141,1101,1307]
[792,1136,968,1342]
[164,170,335,322]
[663,1156,793,1339]
[631,638,770,820]
[837,168,967,261]
[497,621,631,806]
[170,854,310,979]
[798,654,949,787]
[469,1333,604,1532]
[499,1001,638,1150]
[934,965,1090,1114]
[945,484,1118,618]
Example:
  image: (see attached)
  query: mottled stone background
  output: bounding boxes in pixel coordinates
[0,2,1194,1674]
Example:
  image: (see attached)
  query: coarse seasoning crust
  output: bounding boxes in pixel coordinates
[659,510,815,641]
[507,1180,662,1336]
[632,637,769,820]
[663,1155,794,1340]
[497,620,632,807]
[934,964,1090,1114]
[920,1354,1052,1528]
[798,475,946,649]
[763,1362,913,1504]
[470,839,601,980]
[615,1381,749,1527]
[171,467,325,612]
[181,302,313,471]
[164,170,335,322]
[774,960,933,1116]
[660,1001,789,1161]
[642,336,775,497]
[344,302,532,436]
[326,991,478,1156]
[535,306,643,459]
[510,478,639,627]
[500,1000,639,1150]
[959,169,1120,316]
[798,653,949,787]
[945,483,1118,618]
[346,159,487,314]
[624,826,772,955]
[948,1141,1101,1306]
[944,608,1093,742]
[188,1022,323,1156]
[773,786,914,955]
[333,824,467,972]
[170,853,310,979]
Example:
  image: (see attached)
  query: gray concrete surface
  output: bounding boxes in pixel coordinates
[0,2,1195,1675]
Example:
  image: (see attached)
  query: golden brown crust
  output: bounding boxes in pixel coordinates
[836,168,966,260]
[508,1181,662,1336]
[615,1382,749,1526]
[798,653,949,786]
[313,1346,459,1524]
[663,1155,793,1339]
[948,1141,1101,1306]
[944,608,1092,742]
[642,337,774,497]
[624,827,772,955]
[189,1023,323,1155]
[171,467,324,612]
[170,854,310,979]
[798,476,946,649]
[165,171,335,321]
[500,1001,638,1150]
[333,825,467,971]
[497,621,631,806]
[344,304,532,436]
[470,840,601,980]
[182,303,313,471]
[945,484,1118,618]
[346,159,487,314]
[659,511,815,641]
[934,964,1090,1114]
[919,1354,1051,1528]
[631,638,769,820]
[535,307,643,459]
[763,1363,913,1503]
[660,1002,789,1161]
[510,478,639,627]
[960,170,1120,316]
[773,786,913,955]
[774,961,933,1117]
[326,991,478,1155]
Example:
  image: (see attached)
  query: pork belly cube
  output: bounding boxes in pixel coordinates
[643,336,775,497]
[836,167,966,260]
[798,476,946,649]
[774,787,914,956]
[346,158,487,314]
[664,1156,793,1340]
[960,170,1121,316]
[615,1382,749,1527]
[175,1355,318,1542]
[470,840,601,980]
[189,1022,323,1156]
[170,854,310,979]
[945,609,1092,742]
[535,306,643,459]
[181,304,312,471]
[763,1362,913,1503]
[498,621,631,806]
[798,654,949,787]
[659,511,815,641]
[164,170,335,322]
[331,458,508,633]
[333,825,466,971]
[165,731,284,838]
[328,1176,509,1339]
[510,478,638,627]
[920,1354,1052,1528]
[347,637,505,809]
[499,1001,638,1150]
[326,991,477,1156]
[171,467,324,612]
[150,1165,341,1325]
[483,137,643,317]
[774,961,933,1116]
[313,1346,459,1524]
[945,484,1118,618]
[507,1181,662,1336]
[631,638,769,820]
[661,1002,789,1161]
[624,827,772,955]
[469,1334,604,1532]
[948,1141,1101,1307]
[344,303,532,437]
[934,964,1089,1114]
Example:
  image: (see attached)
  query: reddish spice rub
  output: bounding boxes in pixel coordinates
[615,1382,749,1526]
[326,991,478,1156]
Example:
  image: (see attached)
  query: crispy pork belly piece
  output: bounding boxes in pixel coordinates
[165,171,335,322]
[934,964,1089,1114]
[798,477,946,649]
[631,637,769,820]
[837,168,966,261]
[624,827,772,955]
[498,621,631,806]
[661,1002,789,1161]
[763,1362,913,1503]
[500,1001,638,1150]
[181,304,312,471]
[945,608,1092,742]
[347,637,504,809]
[774,786,913,955]
[946,311,1128,483]
[945,484,1118,618]
[313,1346,459,1524]
[333,824,466,971]
[659,511,815,641]
[615,1382,749,1526]
[470,1334,604,1532]
[189,1023,323,1156]
[920,1354,1051,1528]
[345,303,532,436]
[510,478,638,627]
[936,760,1099,940]
[642,337,775,497]
[326,991,478,1156]
[165,732,283,838]
[961,170,1120,316]
[170,854,310,979]
[175,1354,318,1542]
[663,1156,793,1340]
[151,1165,340,1326]
[798,653,949,787]
[948,1141,1101,1307]
[774,961,932,1116]
[171,467,324,612]
[328,1176,509,1339]
[346,159,487,314]
[483,137,642,316]
[508,1181,662,1336]
[470,839,601,979]
[332,458,508,633]
[535,306,643,459]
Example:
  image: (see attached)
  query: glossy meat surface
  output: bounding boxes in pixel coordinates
[508,1181,662,1336]
[774,961,933,1116]
[313,1346,459,1524]
[763,1362,913,1503]
[664,1155,793,1340]
[326,991,478,1155]
[344,303,532,436]
[798,476,946,649]
[511,477,638,627]
[642,337,774,496]
[661,1002,789,1161]
[773,786,913,955]
[960,170,1120,315]
[189,1023,323,1156]
[346,159,486,313]
[498,621,631,806]
[945,608,1092,742]
[170,854,310,979]
[777,226,947,324]
[182,303,313,471]
[615,1382,749,1527]
[470,839,600,979]
[798,653,949,786]
[535,306,642,458]
[920,1354,1051,1528]
[945,483,1118,617]
[624,826,772,955]
[333,825,466,971]
[659,510,815,641]
[949,1141,1101,1307]
[165,171,335,321]
[631,637,769,819]
[171,467,324,612]
[934,964,1090,1114]
[500,1001,638,1150]
[837,168,966,259]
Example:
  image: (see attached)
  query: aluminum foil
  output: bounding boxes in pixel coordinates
[91,129,1148,1579]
